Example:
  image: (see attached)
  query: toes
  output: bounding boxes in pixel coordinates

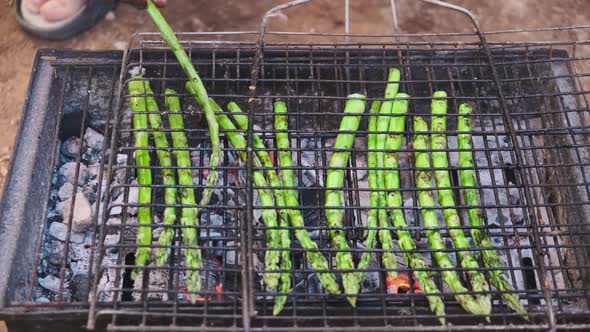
[39,0,85,22]
[24,0,49,13]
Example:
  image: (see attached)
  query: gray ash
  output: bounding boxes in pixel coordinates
[34,127,109,302]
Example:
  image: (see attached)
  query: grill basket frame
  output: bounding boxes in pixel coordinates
[0,1,589,331]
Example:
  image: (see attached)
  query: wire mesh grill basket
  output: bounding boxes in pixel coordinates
[3,1,590,331]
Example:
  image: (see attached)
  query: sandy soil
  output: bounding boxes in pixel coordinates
[0,0,588,192]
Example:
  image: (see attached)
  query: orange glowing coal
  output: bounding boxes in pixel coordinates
[215,281,223,299]
[180,282,223,302]
[199,282,223,301]
[386,272,421,294]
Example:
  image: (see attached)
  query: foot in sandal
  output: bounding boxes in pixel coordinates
[16,0,167,40]
[24,0,86,22]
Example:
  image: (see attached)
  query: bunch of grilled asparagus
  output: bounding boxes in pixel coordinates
[126,0,529,321]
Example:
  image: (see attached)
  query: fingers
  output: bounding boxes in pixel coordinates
[122,0,167,8]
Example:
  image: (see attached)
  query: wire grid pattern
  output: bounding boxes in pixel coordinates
[80,28,590,331]
[88,46,251,329]
[17,61,120,308]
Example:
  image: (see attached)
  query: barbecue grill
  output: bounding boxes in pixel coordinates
[1,0,589,330]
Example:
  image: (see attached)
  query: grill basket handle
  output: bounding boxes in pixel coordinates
[257,0,484,40]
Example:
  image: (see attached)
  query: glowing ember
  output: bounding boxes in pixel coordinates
[179,257,223,301]
[386,272,422,294]
[214,281,223,300]
[180,282,223,301]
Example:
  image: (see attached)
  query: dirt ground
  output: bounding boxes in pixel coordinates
[0,0,588,193]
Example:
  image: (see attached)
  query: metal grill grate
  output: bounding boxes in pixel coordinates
[21,57,120,307]
[0,50,122,328]
[0,1,589,331]
[90,46,249,330]
[86,22,590,331]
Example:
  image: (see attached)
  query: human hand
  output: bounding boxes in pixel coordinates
[120,0,167,8]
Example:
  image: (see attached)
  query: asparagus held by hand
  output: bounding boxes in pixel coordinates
[147,0,220,228]
[355,101,381,286]
[146,0,219,298]
[414,116,486,316]
[375,68,401,280]
[325,94,366,306]
[165,89,202,303]
[185,81,220,211]
[225,101,292,315]
[143,83,177,268]
[273,102,341,296]
[128,77,153,280]
[384,94,446,324]
[208,98,281,288]
[431,92,491,317]
[458,103,528,319]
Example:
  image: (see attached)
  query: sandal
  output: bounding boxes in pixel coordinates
[15,0,114,40]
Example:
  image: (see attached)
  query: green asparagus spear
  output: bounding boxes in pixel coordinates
[384,94,446,324]
[225,102,249,133]
[325,94,366,306]
[142,83,178,268]
[165,89,202,303]
[275,215,292,315]
[147,1,220,230]
[226,102,289,223]
[270,102,291,315]
[356,101,381,286]
[431,92,491,317]
[208,98,281,289]
[376,68,401,280]
[458,103,528,319]
[128,77,153,280]
[224,101,291,314]
[185,81,220,209]
[273,102,341,296]
[414,116,486,316]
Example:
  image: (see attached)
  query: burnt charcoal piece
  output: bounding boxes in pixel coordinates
[69,274,90,301]
[60,70,114,139]
[504,162,518,185]
[300,187,323,228]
